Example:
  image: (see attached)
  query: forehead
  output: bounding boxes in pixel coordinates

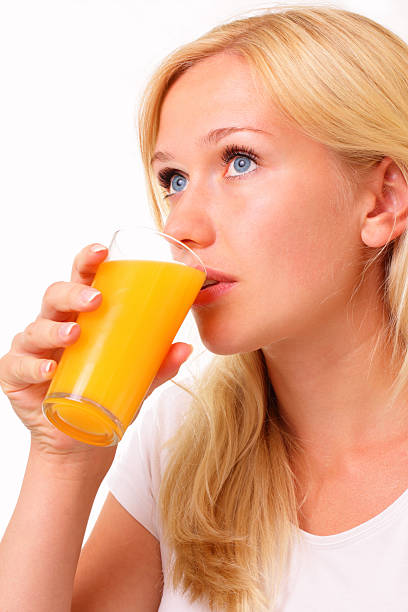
[153,52,340,175]
[156,53,280,140]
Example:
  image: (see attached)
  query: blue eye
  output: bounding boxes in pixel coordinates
[170,174,187,193]
[222,145,258,178]
[158,168,188,198]
[234,157,251,173]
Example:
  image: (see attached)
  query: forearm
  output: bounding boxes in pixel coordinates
[0,444,105,612]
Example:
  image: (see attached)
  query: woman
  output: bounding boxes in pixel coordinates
[1,5,408,611]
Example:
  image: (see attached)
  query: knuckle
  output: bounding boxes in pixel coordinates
[72,253,80,273]
[74,281,85,295]
[72,246,98,281]
[0,374,8,395]
[55,320,66,340]
[43,281,62,304]
[14,355,25,382]
[23,321,37,340]
[0,353,7,383]
[11,331,24,350]
[73,248,87,270]
[72,283,85,305]
[47,280,62,293]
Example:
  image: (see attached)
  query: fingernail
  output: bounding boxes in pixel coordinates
[91,244,107,253]
[41,361,54,375]
[59,322,77,337]
[80,288,101,304]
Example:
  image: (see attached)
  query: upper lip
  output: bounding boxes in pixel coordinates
[201,266,237,283]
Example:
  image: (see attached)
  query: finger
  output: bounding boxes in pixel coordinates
[12,320,81,355]
[0,352,56,395]
[39,281,102,322]
[152,343,194,387]
[130,343,194,424]
[70,243,108,285]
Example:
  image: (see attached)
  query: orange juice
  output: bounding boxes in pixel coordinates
[43,259,204,446]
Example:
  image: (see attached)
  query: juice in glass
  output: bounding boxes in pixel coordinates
[43,258,205,446]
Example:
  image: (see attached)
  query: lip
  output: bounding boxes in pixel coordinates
[193,280,238,306]
[201,266,237,283]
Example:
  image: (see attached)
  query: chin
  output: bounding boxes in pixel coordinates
[200,340,239,355]
[194,309,293,356]
[198,327,262,356]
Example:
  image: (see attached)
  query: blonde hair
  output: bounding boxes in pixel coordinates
[137,5,408,610]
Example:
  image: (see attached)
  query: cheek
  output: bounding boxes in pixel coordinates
[193,168,359,354]
[239,180,337,272]
[234,175,358,328]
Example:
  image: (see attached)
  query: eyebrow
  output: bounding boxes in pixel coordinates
[150,126,271,165]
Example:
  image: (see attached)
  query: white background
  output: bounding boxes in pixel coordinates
[0,0,407,546]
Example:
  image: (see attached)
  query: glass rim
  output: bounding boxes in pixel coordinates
[111,226,207,276]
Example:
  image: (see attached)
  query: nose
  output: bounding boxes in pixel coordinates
[162,179,215,251]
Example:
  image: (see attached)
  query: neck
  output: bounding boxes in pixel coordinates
[262,283,407,469]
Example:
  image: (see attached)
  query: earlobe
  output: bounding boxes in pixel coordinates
[361,158,408,248]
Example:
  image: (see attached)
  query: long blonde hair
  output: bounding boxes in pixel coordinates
[137,5,408,610]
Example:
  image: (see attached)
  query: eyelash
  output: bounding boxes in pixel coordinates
[222,144,258,168]
[157,144,259,198]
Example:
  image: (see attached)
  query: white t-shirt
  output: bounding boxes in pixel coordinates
[105,380,408,611]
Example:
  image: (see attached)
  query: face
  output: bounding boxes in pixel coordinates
[152,53,363,355]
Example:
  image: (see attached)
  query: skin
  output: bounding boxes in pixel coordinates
[152,52,408,534]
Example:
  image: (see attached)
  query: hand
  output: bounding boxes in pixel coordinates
[0,243,194,466]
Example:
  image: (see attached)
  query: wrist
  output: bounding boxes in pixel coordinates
[28,438,117,486]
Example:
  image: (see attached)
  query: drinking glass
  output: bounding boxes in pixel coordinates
[42,227,206,446]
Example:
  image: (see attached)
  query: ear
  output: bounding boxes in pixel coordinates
[361,157,408,248]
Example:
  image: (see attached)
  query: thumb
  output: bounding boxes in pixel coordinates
[162,342,194,378]
[146,342,194,397]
